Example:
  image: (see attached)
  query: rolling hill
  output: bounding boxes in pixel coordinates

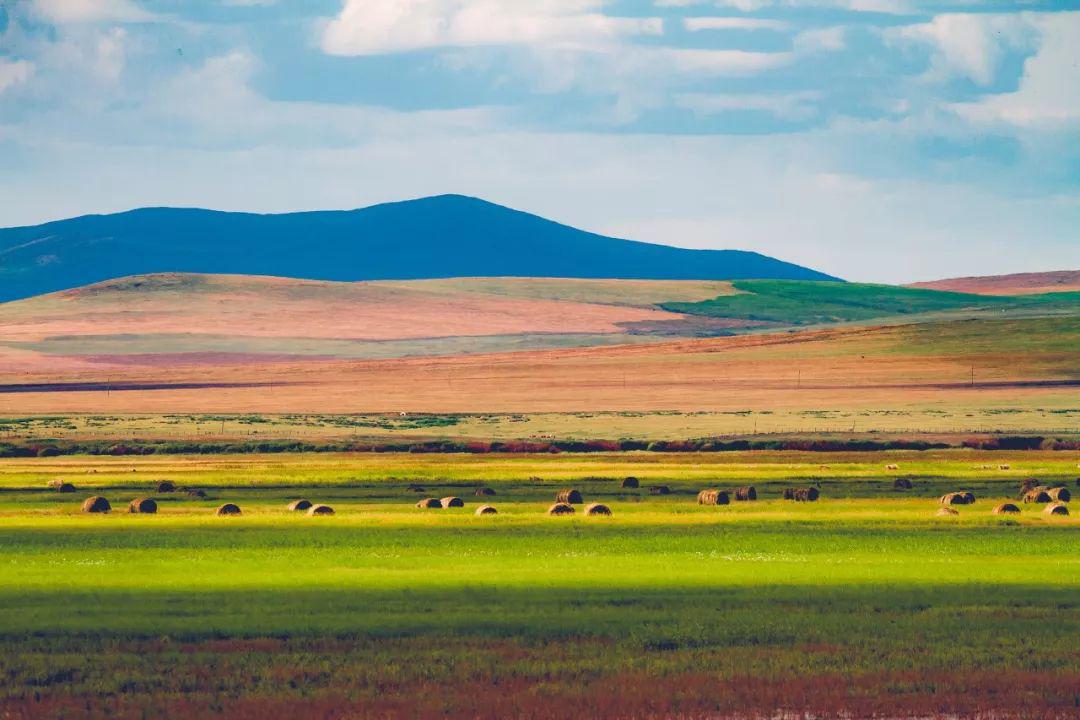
[909,270,1080,296]
[0,194,836,302]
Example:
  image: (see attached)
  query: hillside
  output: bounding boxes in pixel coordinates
[909,270,1080,296]
[0,195,836,302]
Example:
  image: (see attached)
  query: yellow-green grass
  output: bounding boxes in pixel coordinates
[1,451,1077,717]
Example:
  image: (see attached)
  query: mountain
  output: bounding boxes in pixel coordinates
[0,194,836,303]
[908,270,1080,296]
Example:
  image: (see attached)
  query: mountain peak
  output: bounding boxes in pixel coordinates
[0,196,838,302]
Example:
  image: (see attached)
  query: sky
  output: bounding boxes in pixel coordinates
[0,1,1077,283]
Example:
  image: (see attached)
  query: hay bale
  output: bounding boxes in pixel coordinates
[733,486,757,501]
[1023,488,1052,504]
[547,502,575,516]
[621,477,639,489]
[936,507,959,516]
[940,492,971,506]
[215,503,241,516]
[584,503,611,516]
[992,503,1020,515]
[782,487,795,500]
[416,498,441,509]
[885,464,899,471]
[186,488,207,499]
[893,478,913,490]
[960,491,975,504]
[128,497,157,514]
[307,504,335,516]
[474,487,495,496]
[648,485,671,496]
[999,464,1010,470]
[287,499,313,512]
[155,481,176,493]
[440,496,464,508]
[475,505,498,516]
[48,480,76,493]
[697,489,729,506]
[1043,503,1069,516]
[81,496,111,513]
[784,487,819,502]
[1047,487,1071,503]
[555,489,583,504]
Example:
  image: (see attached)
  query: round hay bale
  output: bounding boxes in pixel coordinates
[802,486,820,502]
[1023,488,1052,504]
[440,496,464,508]
[621,477,639,489]
[893,478,913,490]
[128,497,157,514]
[555,489,583,504]
[697,489,729,506]
[648,485,671,496]
[585,503,611,516]
[287,499,313,512]
[960,491,975,504]
[992,503,1020,515]
[936,507,959,516]
[307,504,335,516]
[406,483,425,492]
[475,505,498,516]
[215,503,241,516]
[733,486,757,501]
[1043,503,1069,516]
[782,487,795,500]
[1047,487,1071,503]
[81,496,111,513]
[186,488,207,499]
[155,481,176,493]
[548,502,575,516]
[474,487,495,496]
[48,480,76,493]
[416,498,441,509]
[940,492,966,506]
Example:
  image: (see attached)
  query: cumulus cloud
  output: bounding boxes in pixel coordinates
[890,13,1038,86]
[31,0,156,24]
[322,0,662,56]
[952,12,1080,126]
[0,60,34,93]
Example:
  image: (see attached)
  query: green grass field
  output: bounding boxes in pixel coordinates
[1,451,1077,718]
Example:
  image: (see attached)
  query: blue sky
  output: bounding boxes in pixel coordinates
[0,0,1076,282]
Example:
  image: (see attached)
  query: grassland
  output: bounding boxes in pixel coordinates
[0,451,1077,718]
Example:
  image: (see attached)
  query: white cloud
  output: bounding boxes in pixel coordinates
[952,12,1080,127]
[658,0,910,14]
[31,0,156,24]
[322,0,662,56]
[676,90,820,119]
[891,13,1038,86]
[0,60,34,93]
[684,17,788,31]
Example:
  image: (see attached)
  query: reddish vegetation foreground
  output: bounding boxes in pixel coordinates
[2,637,1077,720]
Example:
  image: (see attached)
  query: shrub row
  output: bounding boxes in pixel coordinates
[2,435,1075,457]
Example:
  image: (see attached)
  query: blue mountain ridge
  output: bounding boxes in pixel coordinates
[0,194,838,302]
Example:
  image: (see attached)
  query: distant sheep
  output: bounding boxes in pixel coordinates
[885,464,899,471]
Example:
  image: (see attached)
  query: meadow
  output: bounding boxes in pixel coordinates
[1,451,1077,718]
